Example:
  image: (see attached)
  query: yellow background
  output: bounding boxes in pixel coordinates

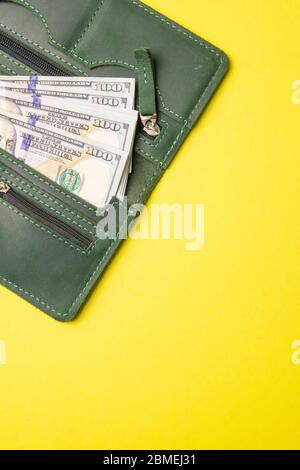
[0,0,300,450]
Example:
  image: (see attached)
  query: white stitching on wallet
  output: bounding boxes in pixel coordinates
[0,0,225,318]
[0,152,96,212]
[71,0,104,52]
[0,50,34,73]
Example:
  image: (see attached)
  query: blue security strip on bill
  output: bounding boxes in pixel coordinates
[0,76,138,206]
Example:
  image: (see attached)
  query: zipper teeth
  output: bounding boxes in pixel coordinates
[0,32,73,76]
[1,187,91,248]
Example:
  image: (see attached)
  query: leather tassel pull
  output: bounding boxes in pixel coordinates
[134,48,160,137]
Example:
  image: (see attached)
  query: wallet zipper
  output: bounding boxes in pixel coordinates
[0,31,73,76]
[0,33,161,138]
[0,181,91,248]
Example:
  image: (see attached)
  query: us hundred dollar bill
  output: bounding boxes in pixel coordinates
[0,76,135,96]
[0,108,129,207]
[0,89,138,153]
[0,89,136,195]
[0,81,133,111]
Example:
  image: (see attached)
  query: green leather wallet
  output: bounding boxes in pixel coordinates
[0,0,229,321]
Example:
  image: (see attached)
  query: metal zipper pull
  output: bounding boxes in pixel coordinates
[0,182,10,194]
[134,48,160,137]
[140,113,160,137]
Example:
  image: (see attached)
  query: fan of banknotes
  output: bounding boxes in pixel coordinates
[0,76,138,207]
